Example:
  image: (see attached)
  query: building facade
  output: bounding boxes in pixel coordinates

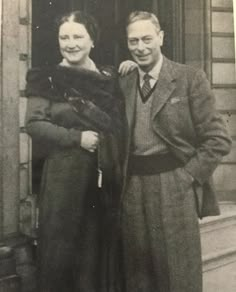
[0,0,235,291]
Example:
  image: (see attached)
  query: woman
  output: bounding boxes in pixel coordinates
[26,10,132,292]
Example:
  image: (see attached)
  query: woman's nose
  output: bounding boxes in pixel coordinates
[67,38,77,48]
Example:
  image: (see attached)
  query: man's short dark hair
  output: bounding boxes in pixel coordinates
[127,11,161,33]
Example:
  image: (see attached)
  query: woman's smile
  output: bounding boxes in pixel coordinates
[59,21,94,66]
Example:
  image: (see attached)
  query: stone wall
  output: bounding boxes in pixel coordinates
[209,0,236,200]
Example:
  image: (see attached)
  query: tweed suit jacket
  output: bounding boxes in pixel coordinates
[119,56,231,218]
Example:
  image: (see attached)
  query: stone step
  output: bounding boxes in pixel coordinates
[200,219,236,257]
[200,202,236,254]
[203,258,236,292]
[200,201,236,230]
[202,246,236,272]
[0,246,21,292]
[0,275,21,292]
[200,201,236,273]
[200,213,236,234]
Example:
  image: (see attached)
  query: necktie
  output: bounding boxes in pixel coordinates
[141,74,152,102]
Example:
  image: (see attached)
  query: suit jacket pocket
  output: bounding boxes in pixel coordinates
[169,96,188,104]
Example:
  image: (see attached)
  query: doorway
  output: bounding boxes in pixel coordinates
[32,0,177,66]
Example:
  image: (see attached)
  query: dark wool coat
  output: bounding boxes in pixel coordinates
[119,56,231,292]
[25,65,125,292]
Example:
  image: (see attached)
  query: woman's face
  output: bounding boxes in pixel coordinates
[58,21,94,66]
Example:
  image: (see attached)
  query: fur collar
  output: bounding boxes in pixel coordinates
[25,65,119,107]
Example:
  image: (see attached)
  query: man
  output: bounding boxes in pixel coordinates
[119,11,231,292]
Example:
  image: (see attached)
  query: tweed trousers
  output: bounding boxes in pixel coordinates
[120,168,202,292]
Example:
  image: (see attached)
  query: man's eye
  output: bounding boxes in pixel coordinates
[143,38,152,44]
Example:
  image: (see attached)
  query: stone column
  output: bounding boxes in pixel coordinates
[0,0,20,241]
[0,0,22,291]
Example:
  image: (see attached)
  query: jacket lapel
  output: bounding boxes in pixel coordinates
[151,57,177,120]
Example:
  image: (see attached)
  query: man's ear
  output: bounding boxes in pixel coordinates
[159,30,164,46]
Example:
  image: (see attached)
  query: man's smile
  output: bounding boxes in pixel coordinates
[135,54,150,59]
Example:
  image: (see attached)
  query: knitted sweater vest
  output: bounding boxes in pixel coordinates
[132,89,168,155]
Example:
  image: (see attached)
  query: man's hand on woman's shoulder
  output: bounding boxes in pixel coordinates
[118,60,138,76]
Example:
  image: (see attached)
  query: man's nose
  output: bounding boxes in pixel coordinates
[137,40,145,51]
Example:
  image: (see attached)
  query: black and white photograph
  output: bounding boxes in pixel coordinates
[0,1,236,292]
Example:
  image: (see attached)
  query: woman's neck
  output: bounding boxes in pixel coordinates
[60,57,99,72]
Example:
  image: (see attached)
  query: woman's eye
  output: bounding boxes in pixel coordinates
[74,35,84,39]
[59,35,68,40]
[129,39,138,46]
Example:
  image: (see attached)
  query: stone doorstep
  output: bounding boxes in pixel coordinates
[203,260,236,292]
[0,275,21,292]
[202,246,236,272]
[200,201,236,227]
[200,213,236,234]
[0,257,16,279]
[200,201,236,251]
[0,246,17,278]
[0,246,21,291]
[200,201,236,272]
[4,235,36,292]
[200,203,236,255]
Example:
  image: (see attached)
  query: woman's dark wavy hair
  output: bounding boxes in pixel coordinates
[55,10,100,44]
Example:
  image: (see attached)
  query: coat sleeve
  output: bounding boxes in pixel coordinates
[25,96,82,148]
[184,69,231,185]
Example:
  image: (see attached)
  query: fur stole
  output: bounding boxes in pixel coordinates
[26,65,123,134]
[26,65,121,114]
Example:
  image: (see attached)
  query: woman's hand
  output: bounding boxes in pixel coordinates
[81,131,99,152]
[118,60,138,76]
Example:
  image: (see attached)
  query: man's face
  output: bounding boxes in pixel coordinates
[127,19,164,72]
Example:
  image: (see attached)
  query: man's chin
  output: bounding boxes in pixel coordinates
[137,62,152,71]
[135,59,151,67]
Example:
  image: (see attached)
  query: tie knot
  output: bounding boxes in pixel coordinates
[143,74,151,82]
